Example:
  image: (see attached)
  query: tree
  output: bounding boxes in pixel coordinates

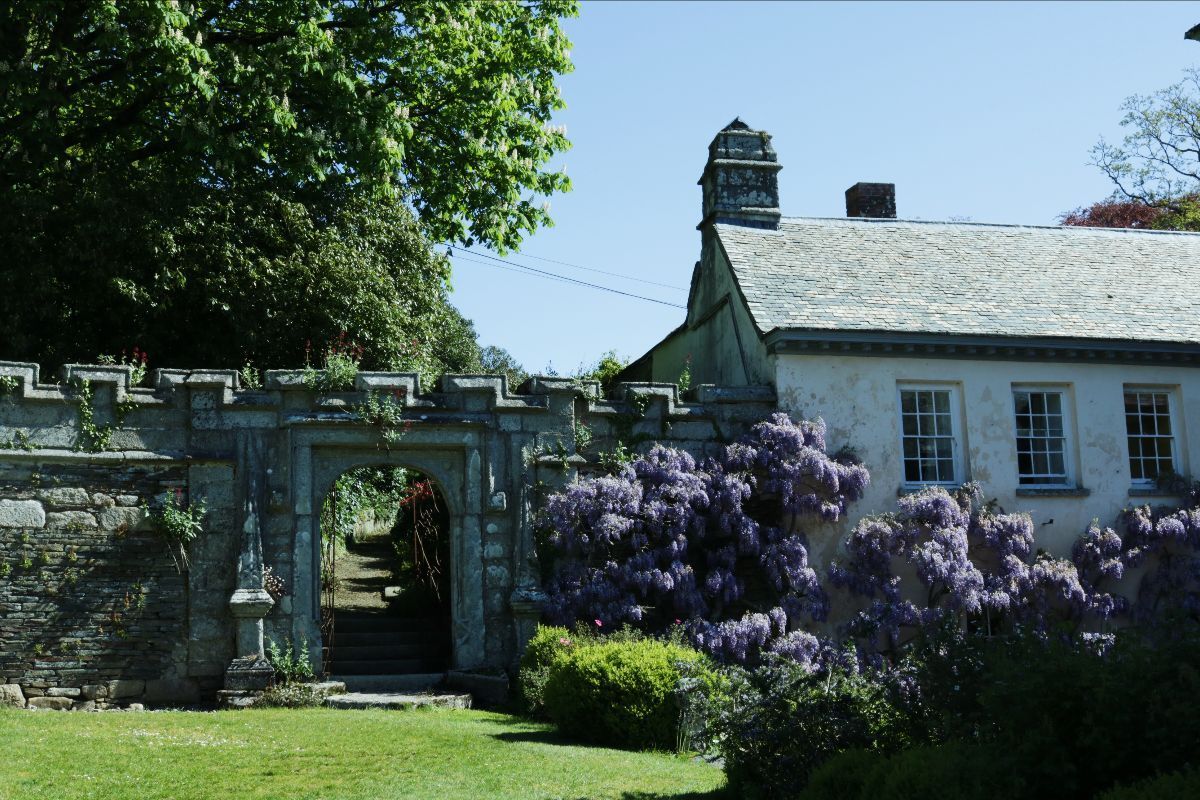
[0,1,577,371]
[1088,67,1200,230]
[1059,199,1165,229]
[1,0,576,249]
[479,346,530,389]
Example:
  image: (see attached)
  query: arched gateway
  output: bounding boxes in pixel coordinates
[0,362,773,704]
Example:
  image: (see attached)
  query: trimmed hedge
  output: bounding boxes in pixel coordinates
[541,636,710,750]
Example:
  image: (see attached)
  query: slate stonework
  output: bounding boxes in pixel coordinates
[0,362,774,705]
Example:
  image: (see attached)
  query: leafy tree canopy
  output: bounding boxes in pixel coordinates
[0,1,577,372]
[2,0,576,249]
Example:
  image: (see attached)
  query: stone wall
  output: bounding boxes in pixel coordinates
[0,463,197,709]
[0,361,774,706]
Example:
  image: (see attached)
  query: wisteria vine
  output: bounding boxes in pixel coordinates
[537,413,868,666]
[538,412,1200,668]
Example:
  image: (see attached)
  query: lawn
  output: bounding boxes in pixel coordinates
[0,707,726,800]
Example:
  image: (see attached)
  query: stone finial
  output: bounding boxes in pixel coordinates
[697,118,782,230]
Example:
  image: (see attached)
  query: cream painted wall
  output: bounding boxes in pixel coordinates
[646,234,773,386]
[776,354,1200,562]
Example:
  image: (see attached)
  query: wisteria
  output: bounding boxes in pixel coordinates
[538,411,1200,666]
[538,413,868,665]
[828,483,1090,653]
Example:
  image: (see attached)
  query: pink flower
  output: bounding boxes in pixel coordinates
[593,619,603,628]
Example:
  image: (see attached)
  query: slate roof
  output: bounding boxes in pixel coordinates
[716,218,1200,346]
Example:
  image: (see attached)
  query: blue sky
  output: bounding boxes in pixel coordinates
[448,1,1200,376]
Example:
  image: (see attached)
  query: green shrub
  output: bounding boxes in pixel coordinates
[1098,766,1200,800]
[802,743,1021,800]
[797,748,879,800]
[709,660,910,799]
[972,629,1200,799]
[542,636,709,750]
[517,625,575,717]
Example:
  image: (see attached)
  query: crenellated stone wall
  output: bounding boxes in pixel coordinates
[0,361,775,706]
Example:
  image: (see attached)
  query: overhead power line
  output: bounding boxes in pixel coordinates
[446,244,687,291]
[448,248,686,309]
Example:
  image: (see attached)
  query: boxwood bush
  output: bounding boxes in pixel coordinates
[541,636,711,750]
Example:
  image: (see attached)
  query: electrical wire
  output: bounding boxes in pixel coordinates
[449,250,686,308]
[444,244,687,291]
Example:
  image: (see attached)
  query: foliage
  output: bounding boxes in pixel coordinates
[97,348,150,387]
[517,625,576,717]
[0,375,19,394]
[1099,766,1200,800]
[145,490,206,572]
[302,332,363,393]
[801,743,1020,800]
[677,355,692,396]
[1093,68,1200,208]
[239,363,262,391]
[356,390,411,446]
[1,0,577,371]
[538,413,869,665]
[266,637,315,685]
[541,635,712,750]
[1,0,576,252]
[709,657,910,799]
[256,682,326,709]
[964,628,1200,800]
[479,345,530,389]
[574,351,630,396]
[1060,198,1166,228]
[827,483,1088,656]
[1,178,485,376]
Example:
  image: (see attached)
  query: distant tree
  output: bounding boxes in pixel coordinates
[1091,67,1200,227]
[1060,199,1165,229]
[479,346,530,389]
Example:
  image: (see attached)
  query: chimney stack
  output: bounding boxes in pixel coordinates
[698,119,782,230]
[845,182,896,218]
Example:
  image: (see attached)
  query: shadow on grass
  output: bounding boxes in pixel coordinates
[573,792,731,800]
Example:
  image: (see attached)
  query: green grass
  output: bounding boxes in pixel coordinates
[0,707,726,800]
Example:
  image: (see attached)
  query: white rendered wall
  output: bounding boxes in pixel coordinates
[775,354,1200,563]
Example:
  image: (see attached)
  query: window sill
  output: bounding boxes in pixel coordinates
[1015,486,1091,498]
[896,483,959,497]
[1128,487,1183,498]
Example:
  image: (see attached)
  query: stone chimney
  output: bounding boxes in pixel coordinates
[845,182,896,218]
[698,119,782,230]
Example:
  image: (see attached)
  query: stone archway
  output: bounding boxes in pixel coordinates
[300,444,485,673]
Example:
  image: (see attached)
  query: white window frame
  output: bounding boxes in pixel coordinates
[1123,386,1183,488]
[897,383,965,489]
[1011,385,1076,488]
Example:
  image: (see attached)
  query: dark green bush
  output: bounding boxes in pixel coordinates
[542,636,709,750]
[709,659,910,800]
[1098,766,1200,800]
[973,629,1200,799]
[800,743,1021,800]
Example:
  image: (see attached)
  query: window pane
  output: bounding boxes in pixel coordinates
[902,414,918,436]
[901,391,916,414]
[934,392,949,414]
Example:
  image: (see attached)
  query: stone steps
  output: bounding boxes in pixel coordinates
[324,691,471,711]
[330,673,447,693]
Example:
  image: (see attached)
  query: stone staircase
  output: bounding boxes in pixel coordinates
[326,611,450,693]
